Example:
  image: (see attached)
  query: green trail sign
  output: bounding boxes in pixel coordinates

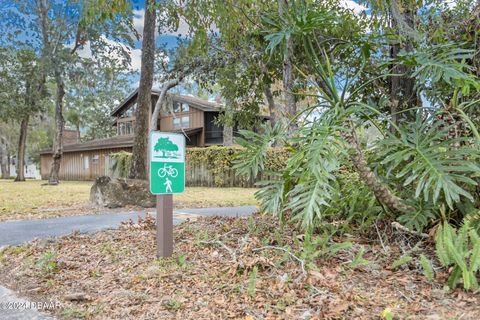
[149,132,185,194]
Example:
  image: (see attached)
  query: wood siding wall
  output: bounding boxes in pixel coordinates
[40,148,267,187]
[159,108,204,131]
[40,147,132,181]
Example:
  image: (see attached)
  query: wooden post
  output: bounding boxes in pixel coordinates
[156,194,173,257]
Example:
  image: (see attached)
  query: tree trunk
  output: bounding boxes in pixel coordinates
[222,106,234,147]
[14,116,29,182]
[0,135,9,179]
[342,125,412,213]
[389,2,417,127]
[76,123,81,142]
[264,84,277,126]
[223,126,234,146]
[259,61,277,126]
[7,154,11,178]
[48,71,65,185]
[278,0,297,128]
[130,0,156,180]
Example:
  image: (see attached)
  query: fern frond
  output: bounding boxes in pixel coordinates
[435,224,451,267]
[420,254,434,281]
[392,255,413,270]
[447,266,462,289]
[470,231,480,273]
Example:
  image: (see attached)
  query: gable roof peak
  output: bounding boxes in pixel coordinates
[111,88,222,117]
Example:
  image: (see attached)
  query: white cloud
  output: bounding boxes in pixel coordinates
[129,46,142,72]
[133,9,191,37]
[340,0,367,14]
[71,36,142,72]
[132,9,146,35]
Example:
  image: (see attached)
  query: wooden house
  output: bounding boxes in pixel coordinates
[39,88,232,180]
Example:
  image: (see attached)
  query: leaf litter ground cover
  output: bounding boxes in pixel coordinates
[0,215,478,319]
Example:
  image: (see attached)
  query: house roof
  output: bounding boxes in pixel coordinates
[39,127,205,155]
[171,127,203,135]
[39,135,135,154]
[110,88,221,117]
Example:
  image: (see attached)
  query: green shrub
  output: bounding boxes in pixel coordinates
[36,251,58,274]
[110,151,132,178]
[188,146,288,186]
[108,147,289,187]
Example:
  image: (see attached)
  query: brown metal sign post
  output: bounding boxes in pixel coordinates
[156,194,173,257]
[149,131,185,258]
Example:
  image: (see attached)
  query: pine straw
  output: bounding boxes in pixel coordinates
[0,215,478,319]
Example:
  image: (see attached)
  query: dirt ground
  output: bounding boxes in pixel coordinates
[0,215,478,319]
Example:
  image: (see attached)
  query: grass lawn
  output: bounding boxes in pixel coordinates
[0,179,257,221]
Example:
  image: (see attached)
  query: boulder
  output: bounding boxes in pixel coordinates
[90,176,155,208]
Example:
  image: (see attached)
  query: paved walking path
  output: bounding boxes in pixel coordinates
[0,205,258,246]
[0,205,257,319]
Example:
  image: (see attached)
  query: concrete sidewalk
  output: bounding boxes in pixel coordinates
[0,206,257,246]
[0,286,53,320]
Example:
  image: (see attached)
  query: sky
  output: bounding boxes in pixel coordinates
[123,0,367,85]
[126,0,189,73]
[0,0,368,89]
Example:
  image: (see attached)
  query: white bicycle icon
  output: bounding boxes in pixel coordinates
[157,164,178,178]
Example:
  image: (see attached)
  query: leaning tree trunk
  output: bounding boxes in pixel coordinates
[130,0,156,180]
[48,71,65,185]
[0,135,9,179]
[150,77,183,131]
[342,125,413,213]
[15,115,29,182]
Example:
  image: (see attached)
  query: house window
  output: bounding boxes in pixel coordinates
[118,121,134,135]
[172,101,190,114]
[173,101,181,113]
[173,116,190,129]
[181,115,189,127]
[122,102,136,118]
[92,155,99,164]
[83,156,89,170]
[118,122,125,135]
[125,122,132,135]
[173,117,181,129]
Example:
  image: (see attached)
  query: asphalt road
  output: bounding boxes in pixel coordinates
[0,206,257,246]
